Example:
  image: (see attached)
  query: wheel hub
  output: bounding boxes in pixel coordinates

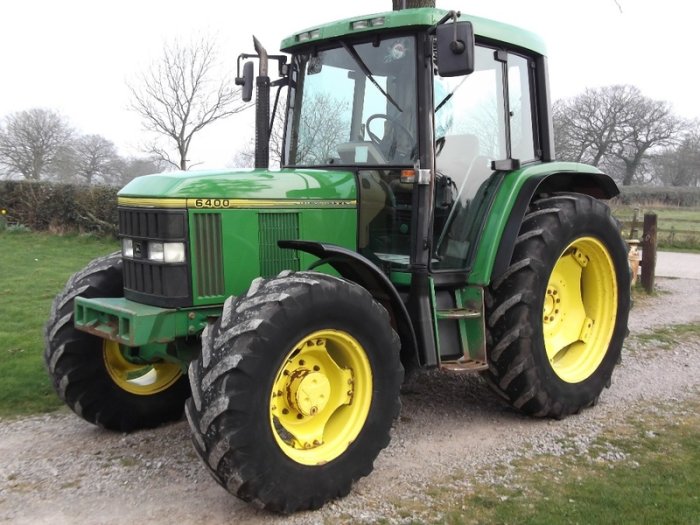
[543,286,561,323]
[287,370,331,416]
[542,238,618,383]
[269,329,372,465]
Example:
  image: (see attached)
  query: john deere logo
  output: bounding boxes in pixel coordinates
[133,241,143,258]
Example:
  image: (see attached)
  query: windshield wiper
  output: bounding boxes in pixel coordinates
[340,41,402,113]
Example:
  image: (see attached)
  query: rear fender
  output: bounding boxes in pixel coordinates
[469,163,619,286]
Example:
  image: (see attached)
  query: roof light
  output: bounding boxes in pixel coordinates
[351,20,369,30]
[310,29,321,39]
[297,32,311,42]
[370,17,386,27]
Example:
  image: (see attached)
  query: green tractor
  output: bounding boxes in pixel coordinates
[45,7,630,513]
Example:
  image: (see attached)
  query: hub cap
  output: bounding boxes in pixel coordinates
[543,237,617,383]
[270,329,372,465]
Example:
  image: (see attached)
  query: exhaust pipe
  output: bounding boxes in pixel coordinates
[253,36,270,169]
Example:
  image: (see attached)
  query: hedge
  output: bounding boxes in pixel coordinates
[2,180,699,238]
[615,186,700,207]
[0,180,119,235]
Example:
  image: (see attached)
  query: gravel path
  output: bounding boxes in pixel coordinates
[1,277,699,524]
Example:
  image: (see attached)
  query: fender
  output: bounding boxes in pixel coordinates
[469,162,619,286]
[278,240,419,369]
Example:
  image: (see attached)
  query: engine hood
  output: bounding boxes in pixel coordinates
[117,168,357,207]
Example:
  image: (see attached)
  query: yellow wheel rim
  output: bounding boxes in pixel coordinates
[543,237,617,383]
[269,329,373,466]
[103,340,183,396]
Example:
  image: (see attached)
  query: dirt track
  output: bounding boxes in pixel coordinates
[1,277,699,524]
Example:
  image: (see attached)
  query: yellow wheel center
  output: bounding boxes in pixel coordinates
[103,340,182,396]
[269,329,372,465]
[542,238,617,383]
[288,371,331,416]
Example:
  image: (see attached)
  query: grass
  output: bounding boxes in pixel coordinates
[0,230,117,416]
[632,322,700,351]
[391,398,700,524]
[610,204,700,251]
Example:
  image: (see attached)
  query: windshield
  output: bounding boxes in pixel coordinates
[285,35,418,167]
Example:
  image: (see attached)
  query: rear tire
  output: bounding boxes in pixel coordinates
[186,271,403,513]
[44,253,190,432]
[485,193,630,418]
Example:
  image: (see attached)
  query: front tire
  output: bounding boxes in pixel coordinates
[485,193,630,418]
[44,253,190,431]
[186,271,403,513]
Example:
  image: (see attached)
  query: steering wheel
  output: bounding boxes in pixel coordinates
[365,113,415,150]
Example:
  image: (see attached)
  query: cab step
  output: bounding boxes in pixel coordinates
[436,307,481,320]
[440,357,488,372]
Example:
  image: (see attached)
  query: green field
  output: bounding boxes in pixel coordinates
[390,397,700,524]
[0,231,117,416]
[610,204,700,251]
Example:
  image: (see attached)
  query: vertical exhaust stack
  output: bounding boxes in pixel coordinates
[253,36,270,169]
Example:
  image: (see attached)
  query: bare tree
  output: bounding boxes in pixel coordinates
[128,37,247,171]
[553,85,639,168]
[110,156,166,187]
[67,134,122,184]
[612,97,683,185]
[652,126,700,187]
[0,108,73,180]
[554,85,684,185]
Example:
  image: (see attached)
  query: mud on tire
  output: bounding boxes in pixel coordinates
[185,271,403,513]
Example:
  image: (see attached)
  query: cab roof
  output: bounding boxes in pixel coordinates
[280,7,546,56]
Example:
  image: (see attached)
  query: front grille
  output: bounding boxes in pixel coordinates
[119,208,187,239]
[119,206,192,308]
[259,212,300,277]
[193,213,225,298]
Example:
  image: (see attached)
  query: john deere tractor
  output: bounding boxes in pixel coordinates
[45,7,630,513]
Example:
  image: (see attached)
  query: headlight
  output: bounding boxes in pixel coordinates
[163,242,186,263]
[122,238,133,258]
[148,241,185,263]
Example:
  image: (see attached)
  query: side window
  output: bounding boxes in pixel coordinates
[508,54,536,162]
[433,46,505,269]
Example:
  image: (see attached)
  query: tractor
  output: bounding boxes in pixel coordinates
[45,7,630,513]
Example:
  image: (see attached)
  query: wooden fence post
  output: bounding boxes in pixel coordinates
[640,213,657,293]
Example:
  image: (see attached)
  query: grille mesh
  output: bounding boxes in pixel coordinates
[259,213,300,277]
[193,213,225,297]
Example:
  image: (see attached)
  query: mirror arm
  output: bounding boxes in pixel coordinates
[428,10,461,35]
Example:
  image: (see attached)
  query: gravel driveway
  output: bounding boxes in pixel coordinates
[1,277,699,524]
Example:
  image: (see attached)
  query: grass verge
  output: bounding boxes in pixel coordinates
[389,397,700,524]
[0,231,117,416]
[631,322,700,351]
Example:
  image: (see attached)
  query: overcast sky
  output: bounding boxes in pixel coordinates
[1,0,696,168]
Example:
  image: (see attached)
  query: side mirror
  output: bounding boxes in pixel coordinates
[436,21,475,77]
[236,61,254,102]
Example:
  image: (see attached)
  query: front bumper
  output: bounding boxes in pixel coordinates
[74,297,219,347]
